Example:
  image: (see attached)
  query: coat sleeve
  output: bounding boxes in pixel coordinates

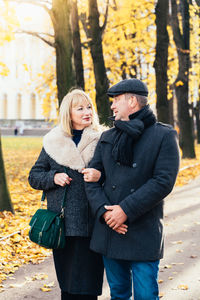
[28,148,58,191]
[120,130,180,223]
[85,139,111,219]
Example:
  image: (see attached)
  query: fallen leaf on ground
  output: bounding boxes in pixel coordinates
[9,282,26,288]
[164,265,172,269]
[43,281,55,288]
[171,240,183,245]
[31,273,48,281]
[40,287,51,292]
[178,284,188,290]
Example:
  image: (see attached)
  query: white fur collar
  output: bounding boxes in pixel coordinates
[43,126,101,172]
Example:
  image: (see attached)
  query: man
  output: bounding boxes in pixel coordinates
[85,78,180,300]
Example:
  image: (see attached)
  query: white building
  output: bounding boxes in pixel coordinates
[0,3,56,125]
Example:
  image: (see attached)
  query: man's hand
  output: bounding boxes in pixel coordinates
[82,168,101,182]
[103,205,128,232]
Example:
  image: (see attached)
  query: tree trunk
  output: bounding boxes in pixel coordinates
[0,134,14,213]
[169,98,174,126]
[71,0,85,90]
[154,0,171,124]
[51,0,76,106]
[88,0,111,125]
[171,0,195,158]
[194,102,200,143]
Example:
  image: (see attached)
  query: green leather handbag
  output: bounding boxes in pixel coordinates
[29,185,67,249]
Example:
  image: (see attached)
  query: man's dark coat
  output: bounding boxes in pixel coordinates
[85,121,180,261]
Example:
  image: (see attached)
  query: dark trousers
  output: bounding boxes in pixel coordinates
[61,291,97,300]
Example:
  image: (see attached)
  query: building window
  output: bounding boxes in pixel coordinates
[17,93,22,119]
[30,93,36,119]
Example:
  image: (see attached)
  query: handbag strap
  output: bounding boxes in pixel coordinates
[41,166,69,211]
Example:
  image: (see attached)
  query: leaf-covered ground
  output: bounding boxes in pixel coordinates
[0,137,200,289]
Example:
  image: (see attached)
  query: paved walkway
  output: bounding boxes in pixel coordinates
[1,176,200,300]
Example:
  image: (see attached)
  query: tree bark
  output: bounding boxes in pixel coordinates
[0,134,14,213]
[154,0,171,124]
[194,102,200,143]
[171,0,195,158]
[51,0,76,105]
[71,0,85,90]
[87,0,111,125]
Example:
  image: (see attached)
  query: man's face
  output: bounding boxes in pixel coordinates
[111,94,132,121]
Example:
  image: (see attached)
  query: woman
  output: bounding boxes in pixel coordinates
[28,89,104,300]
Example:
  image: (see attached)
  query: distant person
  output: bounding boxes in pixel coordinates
[85,78,180,300]
[14,127,18,136]
[28,89,104,300]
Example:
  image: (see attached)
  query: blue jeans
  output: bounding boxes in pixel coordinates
[103,256,159,300]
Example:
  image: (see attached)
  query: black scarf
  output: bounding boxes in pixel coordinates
[112,105,156,166]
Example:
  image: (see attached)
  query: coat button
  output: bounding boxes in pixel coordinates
[130,188,135,193]
[112,185,116,190]
[132,162,137,168]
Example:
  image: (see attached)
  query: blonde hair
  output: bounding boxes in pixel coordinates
[59,89,100,136]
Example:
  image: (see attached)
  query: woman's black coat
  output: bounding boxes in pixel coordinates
[28,126,101,237]
[28,126,104,295]
[85,122,180,261]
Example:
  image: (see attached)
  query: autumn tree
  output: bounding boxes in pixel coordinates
[80,0,111,125]
[194,102,200,143]
[71,0,84,90]
[0,135,14,213]
[6,0,76,106]
[170,0,195,158]
[0,3,17,213]
[154,0,171,124]
[100,0,156,105]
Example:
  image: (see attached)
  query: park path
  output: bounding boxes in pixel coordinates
[1,176,200,300]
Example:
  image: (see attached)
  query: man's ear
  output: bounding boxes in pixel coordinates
[129,96,137,108]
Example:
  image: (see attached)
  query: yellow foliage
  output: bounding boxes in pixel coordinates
[175,80,184,87]
[0,137,50,286]
[176,144,200,187]
[22,63,29,72]
[35,57,58,121]
[0,2,19,45]
[0,62,9,76]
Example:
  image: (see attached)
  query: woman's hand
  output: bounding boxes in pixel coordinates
[82,168,101,182]
[54,173,72,186]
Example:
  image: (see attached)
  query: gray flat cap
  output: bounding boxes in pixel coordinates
[107,78,148,97]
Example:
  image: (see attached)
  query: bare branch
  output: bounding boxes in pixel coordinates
[16,30,54,38]
[101,0,109,33]
[16,30,55,47]
[111,0,117,10]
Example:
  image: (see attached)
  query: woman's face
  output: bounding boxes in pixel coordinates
[71,99,93,130]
